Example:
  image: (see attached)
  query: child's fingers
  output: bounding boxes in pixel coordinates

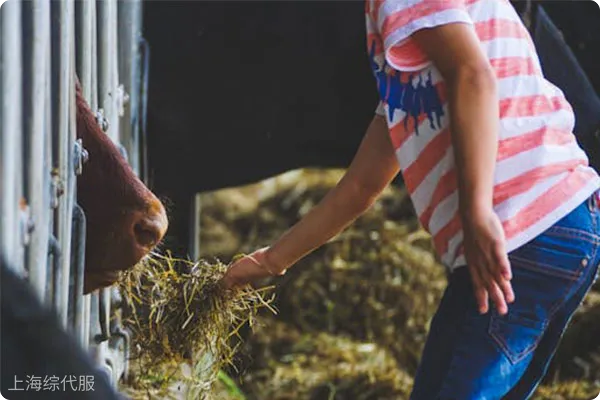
[492,242,512,281]
[468,264,489,314]
[487,280,508,315]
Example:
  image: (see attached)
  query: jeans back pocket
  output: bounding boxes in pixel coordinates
[489,308,547,364]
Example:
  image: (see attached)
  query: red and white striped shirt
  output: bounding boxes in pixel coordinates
[366,0,600,270]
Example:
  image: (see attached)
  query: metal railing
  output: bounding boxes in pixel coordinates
[0,0,148,389]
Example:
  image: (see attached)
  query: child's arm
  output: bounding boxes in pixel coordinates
[221,115,400,288]
[264,116,400,271]
[412,23,514,315]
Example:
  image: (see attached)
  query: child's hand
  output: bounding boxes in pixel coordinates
[221,247,284,289]
[462,208,515,316]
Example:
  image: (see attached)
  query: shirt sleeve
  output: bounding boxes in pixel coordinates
[377,0,473,72]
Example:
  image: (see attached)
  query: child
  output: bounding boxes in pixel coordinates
[222,1,600,398]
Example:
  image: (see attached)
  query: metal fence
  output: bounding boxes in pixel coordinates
[0,0,148,388]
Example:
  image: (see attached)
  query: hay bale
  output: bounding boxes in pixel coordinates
[119,252,276,398]
[240,317,413,400]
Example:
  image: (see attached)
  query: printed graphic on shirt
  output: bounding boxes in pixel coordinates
[369,39,445,134]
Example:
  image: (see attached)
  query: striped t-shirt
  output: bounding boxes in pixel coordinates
[366,0,600,270]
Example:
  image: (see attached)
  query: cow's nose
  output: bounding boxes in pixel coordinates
[133,202,168,249]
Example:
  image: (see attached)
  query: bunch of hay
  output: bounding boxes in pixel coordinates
[239,317,413,400]
[119,252,276,398]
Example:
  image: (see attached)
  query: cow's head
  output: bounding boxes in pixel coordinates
[75,82,168,293]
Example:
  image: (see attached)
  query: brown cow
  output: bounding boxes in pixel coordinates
[75,82,168,293]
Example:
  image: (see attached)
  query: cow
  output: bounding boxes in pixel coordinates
[75,82,168,293]
[143,0,600,257]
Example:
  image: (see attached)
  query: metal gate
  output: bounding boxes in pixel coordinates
[0,0,148,388]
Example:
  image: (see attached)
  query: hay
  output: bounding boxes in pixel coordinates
[119,252,276,398]
[533,381,600,400]
[239,317,413,400]
[271,221,444,374]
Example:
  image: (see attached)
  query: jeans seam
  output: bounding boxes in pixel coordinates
[488,318,546,364]
[593,195,598,232]
[541,228,600,245]
[509,255,583,280]
[548,257,589,316]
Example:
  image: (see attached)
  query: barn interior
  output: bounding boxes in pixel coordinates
[1,1,600,400]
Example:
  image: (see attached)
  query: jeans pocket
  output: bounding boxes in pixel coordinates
[488,310,547,364]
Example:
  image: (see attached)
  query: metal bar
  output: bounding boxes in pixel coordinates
[82,293,91,349]
[88,292,113,385]
[111,326,131,383]
[76,0,93,101]
[90,0,98,111]
[97,0,119,143]
[67,0,78,333]
[84,0,102,366]
[89,291,101,345]
[118,0,142,175]
[75,0,94,101]
[51,0,76,328]
[98,287,111,343]
[70,204,86,345]
[0,0,25,276]
[139,37,150,185]
[82,0,98,354]
[49,234,62,311]
[44,22,54,305]
[96,2,122,380]
[23,0,52,302]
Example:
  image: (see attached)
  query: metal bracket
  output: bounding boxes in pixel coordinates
[110,326,131,383]
[95,288,111,343]
[116,83,129,118]
[48,235,62,311]
[73,138,89,176]
[118,144,129,163]
[19,199,34,247]
[50,169,64,209]
[71,205,87,344]
[95,109,109,132]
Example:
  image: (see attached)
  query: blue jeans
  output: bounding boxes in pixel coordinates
[410,192,600,400]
